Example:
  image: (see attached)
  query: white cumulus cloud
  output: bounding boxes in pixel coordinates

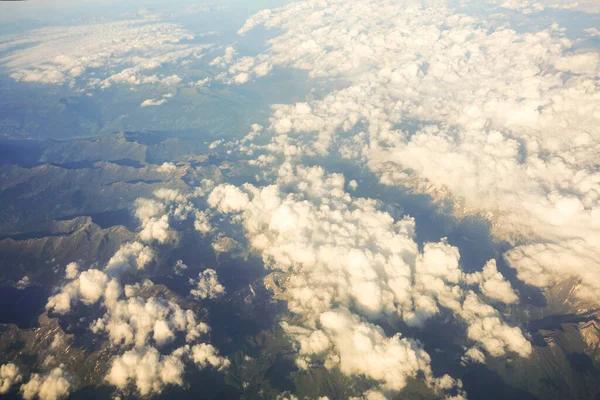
[20,366,70,400]
[190,269,225,300]
[0,363,22,394]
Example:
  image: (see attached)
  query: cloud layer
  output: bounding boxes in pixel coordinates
[228,0,600,305]
[489,0,600,14]
[0,18,211,86]
[202,163,530,398]
[191,0,600,396]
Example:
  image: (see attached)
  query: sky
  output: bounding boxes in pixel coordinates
[0,0,599,399]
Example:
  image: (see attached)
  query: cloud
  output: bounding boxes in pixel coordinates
[189,269,225,300]
[156,162,178,173]
[459,293,532,358]
[190,343,231,369]
[0,19,212,86]
[140,98,168,107]
[106,344,229,396]
[207,184,250,213]
[106,346,187,396]
[202,163,530,397]
[496,0,545,13]
[78,269,109,304]
[209,45,272,85]
[229,0,600,305]
[462,347,486,364]
[585,28,600,37]
[317,308,464,398]
[16,276,31,290]
[160,74,182,86]
[64,262,79,280]
[46,268,115,314]
[46,280,81,315]
[26,151,241,398]
[174,260,188,276]
[194,210,213,234]
[43,196,228,396]
[90,284,210,348]
[20,366,70,400]
[46,240,155,315]
[211,235,245,258]
[50,262,212,349]
[504,239,600,301]
[45,268,226,396]
[0,363,22,394]
[105,241,155,275]
[489,0,600,13]
[465,260,519,304]
[138,213,178,243]
[135,188,204,244]
[284,308,465,399]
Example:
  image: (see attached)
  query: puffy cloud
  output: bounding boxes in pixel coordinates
[106,346,187,396]
[462,347,486,364]
[20,366,70,400]
[209,45,272,85]
[140,98,168,107]
[105,241,155,275]
[46,240,155,314]
[191,343,230,369]
[16,276,31,290]
[46,243,226,396]
[138,214,178,243]
[0,19,212,86]
[64,262,79,280]
[90,287,210,348]
[0,363,22,394]
[78,269,109,304]
[46,280,81,314]
[465,260,519,304]
[159,74,182,86]
[460,294,532,358]
[209,46,238,67]
[189,269,225,300]
[47,268,119,314]
[194,210,213,234]
[209,139,224,150]
[156,162,178,173]
[192,77,212,87]
[283,309,466,399]
[135,188,210,244]
[281,323,331,356]
[135,198,167,224]
[554,52,600,76]
[174,260,188,276]
[211,236,245,257]
[52,251,216,348]
[318,308,462,395]
[231,0,600,304]
[504,239,600,302]
[585,28,600,37]
[203,164,528,397]
[42,185,229,397]
[106,344,229,396]
[207,184,250,213]
[154,188,189,204]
